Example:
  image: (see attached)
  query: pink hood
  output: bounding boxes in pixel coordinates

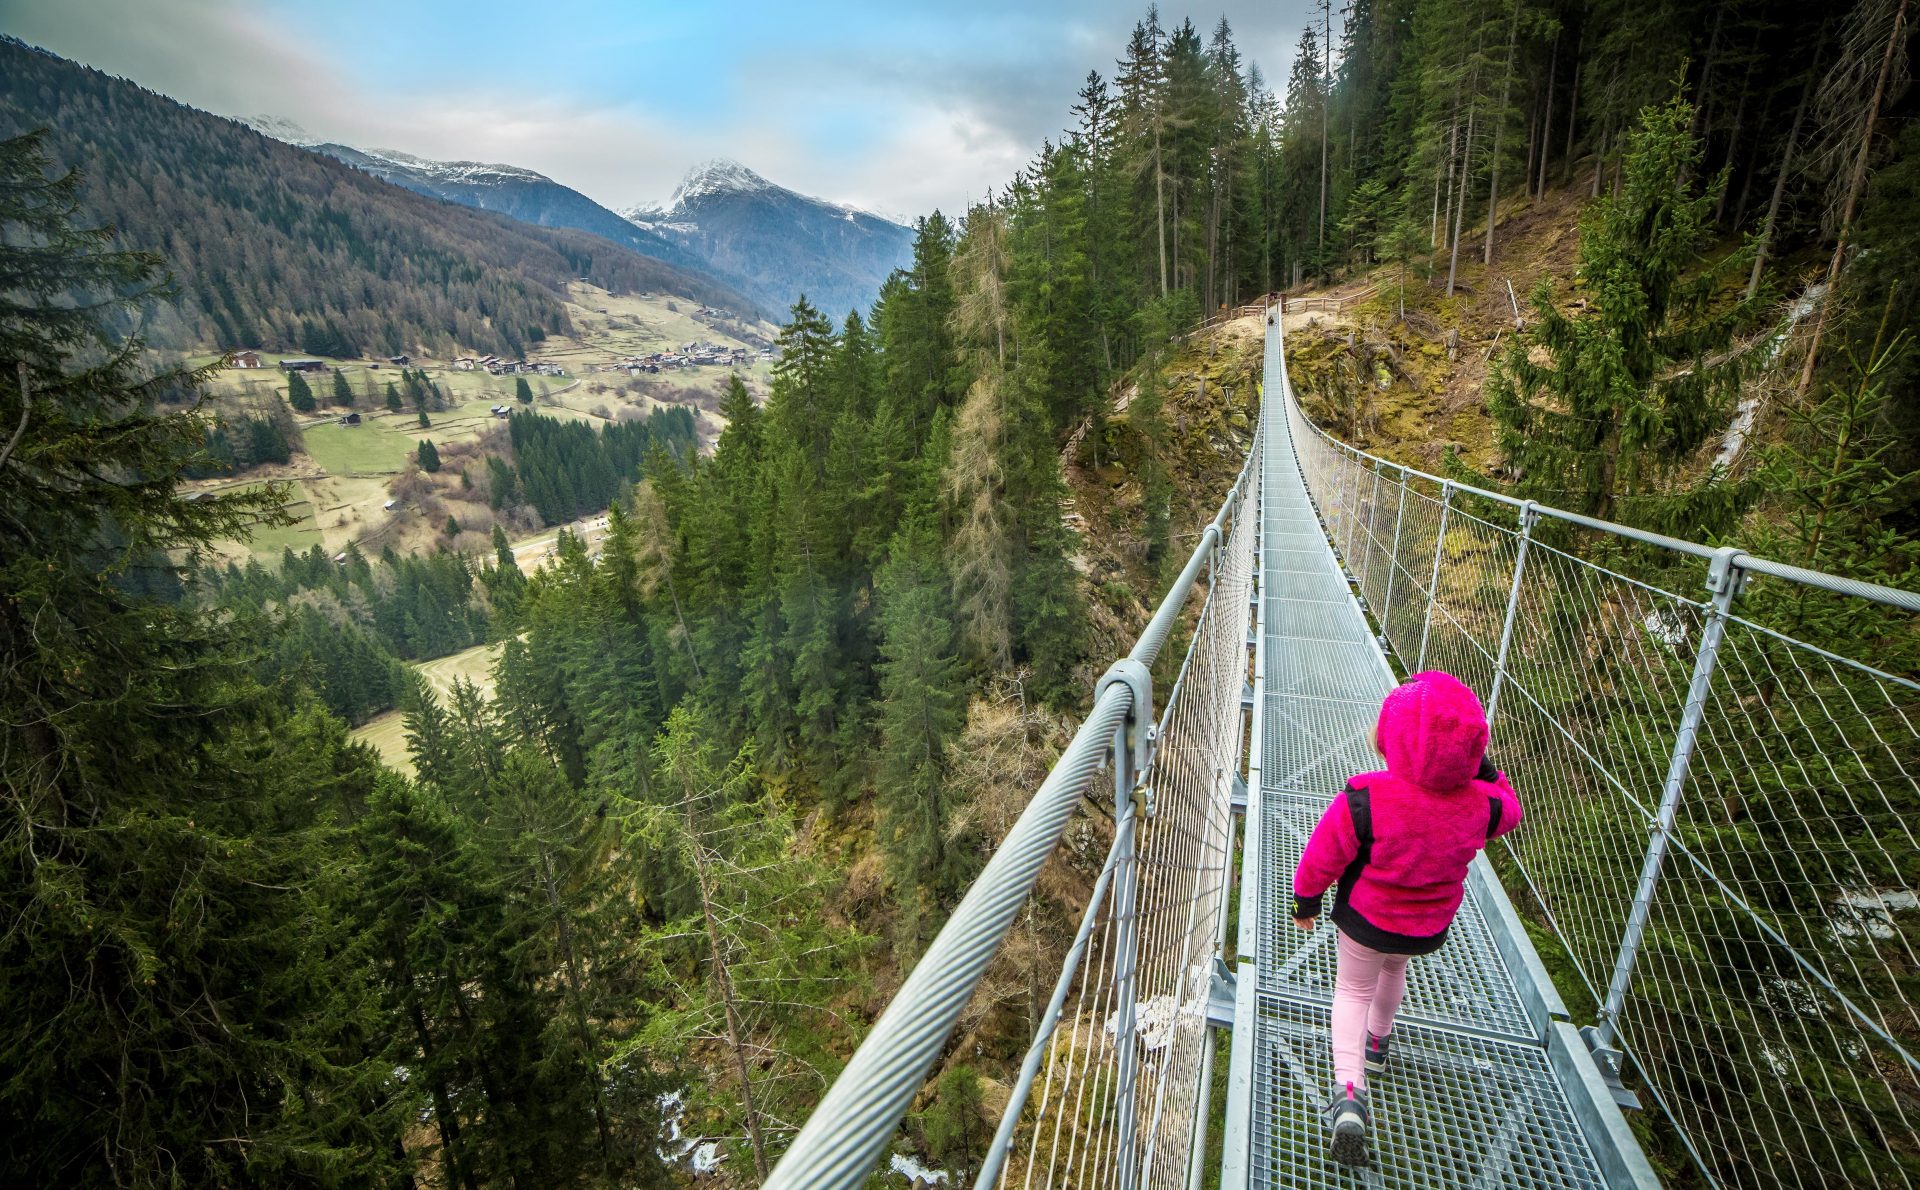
[1377,671,1489,792]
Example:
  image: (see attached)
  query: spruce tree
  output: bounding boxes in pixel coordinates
[0,130,399,1187]
[515,375,534,404]
[287,367,316,412]
[332,367,354,406]
[874,518,967,941]
[418,438,441,472]
[1487,91,1756,534]
[385,380,403,412]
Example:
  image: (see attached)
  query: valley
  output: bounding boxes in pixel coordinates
[190,283,778,563]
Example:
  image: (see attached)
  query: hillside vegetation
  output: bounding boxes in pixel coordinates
[0,38,754,358]
[4,0,1918,1187]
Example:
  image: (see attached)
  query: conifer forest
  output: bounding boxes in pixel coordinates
[1,0,1917,1186]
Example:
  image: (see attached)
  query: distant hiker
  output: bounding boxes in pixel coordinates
[1291,670,1523,1168]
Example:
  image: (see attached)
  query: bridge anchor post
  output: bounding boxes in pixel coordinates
[1591,547,1746,1081]
[1486,500,1537,725]
[1095,659,1154,1190]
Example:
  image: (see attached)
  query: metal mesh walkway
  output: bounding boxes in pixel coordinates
[773,305,1917,1190]
[1229,319,1649,1189]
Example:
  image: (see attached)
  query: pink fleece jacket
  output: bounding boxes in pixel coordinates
[1292,671,1523,954]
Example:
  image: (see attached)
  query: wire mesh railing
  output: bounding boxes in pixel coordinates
[979,414,1257,1190]
[766,417,1260,1189]
[1277,314,1920,1188]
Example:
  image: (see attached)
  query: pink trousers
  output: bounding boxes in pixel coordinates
[1331,929,1411,1093]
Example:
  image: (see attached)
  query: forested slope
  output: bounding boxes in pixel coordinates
[0,38,755,357]
[5,1,1918,1187]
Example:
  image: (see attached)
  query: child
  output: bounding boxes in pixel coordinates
[1291,670,1523,1168]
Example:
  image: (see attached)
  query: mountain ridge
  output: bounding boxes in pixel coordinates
[0,39,757,356]
[623,158,915,319]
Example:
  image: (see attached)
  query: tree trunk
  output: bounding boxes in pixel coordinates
[1715,37,1760,224]
[1319,0,1332,250]
[1155,123,1168,297]
[1448,102,1477,297]
[1486,0,1521,265]
[1731,82,1775,230]
[407,989,480,1190]
[1537,29,1559,202]
[690,802,771,1183]
[542,857,613,1161]
[1562,28,1583,186]
[1796,0,1906,395]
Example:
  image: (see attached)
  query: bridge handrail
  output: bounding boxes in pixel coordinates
[765,416,1262,1189]
[1274,306,1920,1186]
[1283,378,1920,613]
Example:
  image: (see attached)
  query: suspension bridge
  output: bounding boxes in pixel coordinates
[768,309,1920,1188]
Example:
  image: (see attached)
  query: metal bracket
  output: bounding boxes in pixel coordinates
[1241,681,1255,711]
[1229,771,1249,813]
[1096,658,1156,781]
[1579,1024,1643,1111]
[1206,958,1237,1029]
[1706,545,1749,598]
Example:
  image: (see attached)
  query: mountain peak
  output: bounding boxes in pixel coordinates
[240,113,320,147]
[670,158,775,207]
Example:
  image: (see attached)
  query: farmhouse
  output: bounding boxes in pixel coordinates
[279,358,327,373]
[388,355,411,366]
[337,412,362,426]
[452,358,477,371]
[231,350,263,369]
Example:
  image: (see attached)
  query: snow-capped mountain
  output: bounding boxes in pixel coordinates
[305,142,725,286]
[239,113,322,147]
[239,118,761,315]
[622,159,914,319]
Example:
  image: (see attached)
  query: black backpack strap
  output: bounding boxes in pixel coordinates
[1335,781,1373,909]
[1486,795,1503,839]
[1346,781,1373,846]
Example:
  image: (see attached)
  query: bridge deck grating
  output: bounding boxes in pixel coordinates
[1251,995,1609,1190]
[1243,325,1614,1188]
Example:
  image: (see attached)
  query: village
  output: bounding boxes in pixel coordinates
[230,350,571,379]
[597,337,773,377]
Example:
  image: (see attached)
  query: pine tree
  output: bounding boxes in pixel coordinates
[332,367,354,406]
[419,438,442,472]
[0,129,401,1187]
[386,381,403,413]
[1487,91,1756,534]
[618,707,864,1183]
[287,367,316,412]
[874,518,967,941]
[516,375,533,404]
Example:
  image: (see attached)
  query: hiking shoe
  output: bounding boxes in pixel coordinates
[1326,1082,1372,1168]
[1365,1031,1390,1077]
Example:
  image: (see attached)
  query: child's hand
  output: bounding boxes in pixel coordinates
[1293,917,1315,932]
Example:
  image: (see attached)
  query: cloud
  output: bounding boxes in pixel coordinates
[2,0,1321,218]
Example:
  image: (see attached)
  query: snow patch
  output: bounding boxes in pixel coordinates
[1763,976,1822,1018]
[890,1153,950,1185]
[240,113,321,146]
[1832,888,1920,941]
[1714,284,1828,470]
[656,1089,725,1174]
[1642,606,1690,649]
[352,146,550,186]
[1108,982,1208,1053]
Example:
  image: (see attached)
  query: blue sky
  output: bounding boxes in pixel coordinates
[2,0,1319,218]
